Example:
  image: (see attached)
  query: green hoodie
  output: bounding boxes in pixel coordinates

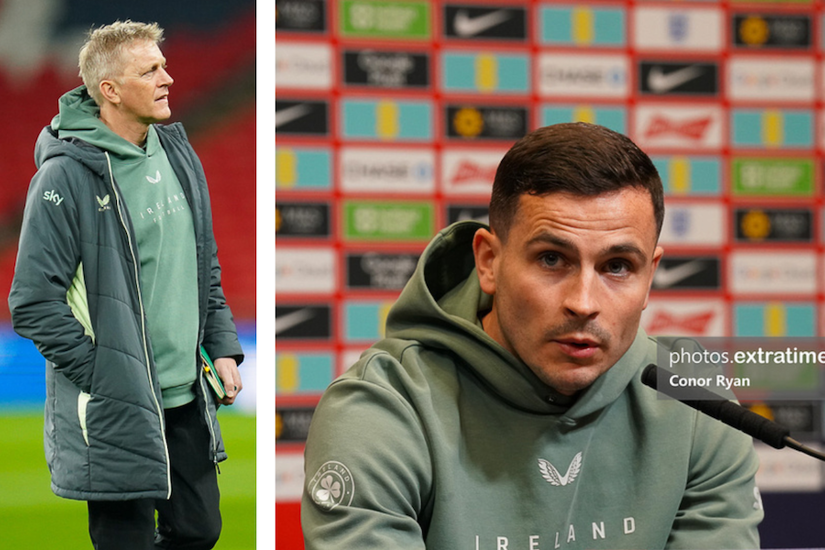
[53,86,199,408]
[302,221,762,550]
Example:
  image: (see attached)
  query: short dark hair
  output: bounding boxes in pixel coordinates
[489,122,664,241]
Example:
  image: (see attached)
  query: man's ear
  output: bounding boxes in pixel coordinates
[473,227,500,295]
[642,245,664,310]
[99,79,120,105]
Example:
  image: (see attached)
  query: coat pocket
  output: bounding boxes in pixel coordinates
[77,391,91,446]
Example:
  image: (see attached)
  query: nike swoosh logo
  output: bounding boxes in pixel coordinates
[454,9,511,37]
[275,308,315,335]
[276,104,312,128]
[653,260,707,288]
[647,65,704,93]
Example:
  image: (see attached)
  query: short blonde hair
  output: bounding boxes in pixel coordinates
[78,20,164,105]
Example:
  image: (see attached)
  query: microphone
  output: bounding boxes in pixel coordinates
[642,364,825,461]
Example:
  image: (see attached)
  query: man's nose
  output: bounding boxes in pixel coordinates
[562,270,600,319]
[159,67,174,86]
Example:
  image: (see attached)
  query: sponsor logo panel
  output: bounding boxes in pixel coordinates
[446,204,489,225]
[340,147,435,193]
[642,299,727,337]
[343,50,429,88]
[728,58,814,102]
[632,7,724,52]
[344,299,396,342]
[276,43,332,89]
[441,149,505,195]
[275,305,332,340]
[276,0,326,32]
[746,402,821,440]
[275,147,332,191]
[275,100,329,135]
[276,248,336,293]
[541,105,626,134]
[652,256,721,291]
[756,443,825,492]
[276,352,335,394]
[658,203,725,246]
[275,452,305,502]
[538,53,629,98]
[445,104,527,141]
[638,61,718,96]
[729,251,817,295]
[733,302,816,337]
[651,156,721,195]
[734,208,813,243]
[276,405,316,443]
[343,200,434,241]
[731,109,813,148]
[443,5,527,41]
[341,99,433,141]
[539,5,625,47]
[634,104,723,150]
[733,14,811,49]
[346,252,419,290]
[275,202,330,238]
[441,51,529,94]
[340,0,431,40]
[731,158,814,197]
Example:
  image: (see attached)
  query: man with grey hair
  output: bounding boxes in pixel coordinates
[9,20,244,549]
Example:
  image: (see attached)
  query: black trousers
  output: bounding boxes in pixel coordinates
[87,400,221,550]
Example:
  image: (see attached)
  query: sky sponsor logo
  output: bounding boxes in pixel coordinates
[731,158,814,197]
[729,251,816,295]
[275,42,332,89]
[441,149,505,195]
[538,53,628,98]
[540,5,625,47]
[635,105,723,150]
[340,147,435,193]
[632,7,723,52]
[441,51,529,94]
[340,0,430,40]
[443,5,527,40]
[346,252,419,290]
[658,203,725,246]
[642,299,726,337]
[728,58,814,101]
[343,49,429,88]
[275,248,336,294]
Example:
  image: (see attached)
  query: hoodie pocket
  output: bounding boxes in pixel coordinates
[77,391,91,446]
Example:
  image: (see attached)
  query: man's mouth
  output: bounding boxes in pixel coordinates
[553,337,600,359]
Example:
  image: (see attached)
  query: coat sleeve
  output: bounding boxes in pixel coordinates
[8,159,96,392]
[666,411,763,549]
[301,358,432,550]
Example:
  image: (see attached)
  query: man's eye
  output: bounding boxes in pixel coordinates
[540,253,561,267]
[605,260,630,274]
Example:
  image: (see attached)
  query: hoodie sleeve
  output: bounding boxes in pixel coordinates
[8,157,96,392]
[666,410,763,549]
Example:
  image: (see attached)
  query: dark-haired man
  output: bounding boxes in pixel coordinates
[302,123,762,549]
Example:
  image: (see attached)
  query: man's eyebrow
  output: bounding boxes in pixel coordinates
[525,232,649,260]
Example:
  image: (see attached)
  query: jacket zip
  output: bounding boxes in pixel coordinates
[198,366,221,471]
[105,152,173,499]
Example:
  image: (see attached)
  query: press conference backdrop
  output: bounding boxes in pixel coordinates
[275,0,825,547]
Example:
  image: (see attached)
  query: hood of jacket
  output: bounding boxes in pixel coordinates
[385,220,653,418]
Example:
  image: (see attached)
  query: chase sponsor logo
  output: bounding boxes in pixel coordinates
[275,405,316,443]
[275,248,336,294]
[658,203,725,246]
[542,105,626,134]
[276,0,326,32]
[538,53,628,98]
[275,43,332,89]
[734,303,816,338]
[341,147,435,193]
[342,99,432,141]
[343,50,429,88]
[446,104,527,141]
[731,109,813,149]
[735,208,813,243]
[441,149,505,195]
[633,7,723,51]
[275,202,330,238]
[447,204,489,225]
[651,156,721,195]
[444,5,527,41]
[275,305,332,340]
[728,58,814,102]
[732,158,814,197]
[344,300,395,341]
[276,100,328,135]
[652,256,721,291]
[441,51,529,94]
[276,352,335,395]
[729,251,816,295]
[635,105,723,150]
[642,299,726,337]
[343,200,434,241]
[638,61,718,96]
[734,14,811,49]
[276,147,332,191]
[341,0,430,40]
[540,5,625,47]
[346,252,419,290]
